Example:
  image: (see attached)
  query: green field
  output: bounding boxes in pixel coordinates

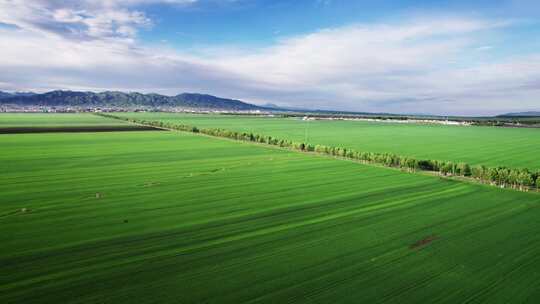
[0,113,129,127]
[2,125,540,303]
[0,113,155,133]
[116,113,540,170]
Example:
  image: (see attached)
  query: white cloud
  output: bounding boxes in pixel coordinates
[475,45,493,51]
[0,1,538,115]
[0,0,170,40]
[211,18,497,87]
[193,17,539,115]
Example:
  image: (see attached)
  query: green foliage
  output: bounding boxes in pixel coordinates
[457,163,472,176]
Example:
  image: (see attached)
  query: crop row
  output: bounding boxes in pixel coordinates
[98,113,540,192]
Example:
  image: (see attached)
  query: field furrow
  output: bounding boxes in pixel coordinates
[1,129,540,303]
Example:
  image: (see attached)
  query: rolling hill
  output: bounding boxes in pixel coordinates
[0,90,266,111]
[498,111,540,117]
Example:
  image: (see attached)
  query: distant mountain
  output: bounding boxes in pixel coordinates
[0,91,36,99]
[175,93,262,110]
[0,90,267,111]
[262,103,318,112]
[261,102,396,115]
[262,103,281,109]
[498,111,540,117]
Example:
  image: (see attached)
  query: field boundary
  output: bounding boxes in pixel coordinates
[96,113,540,194]
[0,125,162,134]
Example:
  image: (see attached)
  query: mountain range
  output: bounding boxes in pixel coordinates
[1,90,538,117]
[0,90,266,111]
[0,91,36,99]
[498,111,540,117]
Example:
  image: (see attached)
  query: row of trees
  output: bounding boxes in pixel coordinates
[98,114,540,192]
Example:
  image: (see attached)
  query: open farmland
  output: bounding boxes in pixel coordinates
[0,113,152,133]
[116,113,540,170]
[2,124,540,303]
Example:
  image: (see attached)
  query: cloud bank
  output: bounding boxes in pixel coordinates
[0,0,539,115]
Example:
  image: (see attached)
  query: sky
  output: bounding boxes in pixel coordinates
[0,0,539,115]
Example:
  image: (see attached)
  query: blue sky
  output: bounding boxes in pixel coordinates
[0,0,539,115]
[141,0,538,47]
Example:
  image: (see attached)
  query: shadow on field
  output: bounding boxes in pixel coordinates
[410,235,439,249]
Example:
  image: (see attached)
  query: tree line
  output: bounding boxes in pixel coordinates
[98,113,540,192]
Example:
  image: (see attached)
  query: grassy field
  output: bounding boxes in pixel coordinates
[2,128,540,303]
[0,113,130,127]
[0,113,155,133]
[116,113,540,170]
